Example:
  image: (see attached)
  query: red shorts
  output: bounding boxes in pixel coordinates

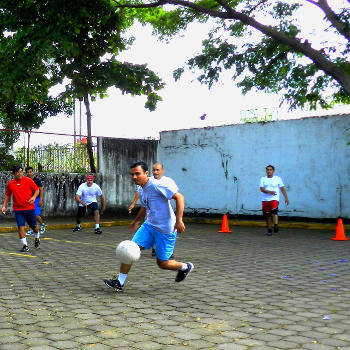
[262,200,279,214]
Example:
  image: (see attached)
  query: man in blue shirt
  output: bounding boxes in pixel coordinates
[104,161,194,292]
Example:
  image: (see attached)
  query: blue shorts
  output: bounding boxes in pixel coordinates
[14,210,37,229]
[34,197,41,216]
[132,222,177,261]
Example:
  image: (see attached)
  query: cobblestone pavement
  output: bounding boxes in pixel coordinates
[0,224,349,350]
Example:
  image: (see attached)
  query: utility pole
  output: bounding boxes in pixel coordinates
[73,99,76,145]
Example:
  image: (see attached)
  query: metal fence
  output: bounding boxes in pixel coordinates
[15,144,98,173]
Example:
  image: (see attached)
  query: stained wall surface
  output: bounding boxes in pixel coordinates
[0,138,158,218]
[157,115,350,219]
[98,137,158,210]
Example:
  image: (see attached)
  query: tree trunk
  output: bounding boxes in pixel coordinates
[83,91,96,173]
[26,130,31,167]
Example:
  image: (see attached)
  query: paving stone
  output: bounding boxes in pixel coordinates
[217,343,248,349]
[1,224,350,350]
[133,341,164,349]
[266,340,299,349]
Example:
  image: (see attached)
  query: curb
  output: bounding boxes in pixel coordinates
[0,220,132,233]
[184,218,347,231]
[1,218,348,233]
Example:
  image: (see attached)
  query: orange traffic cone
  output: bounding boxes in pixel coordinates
[331,218,348,241]
[218,214,232,233]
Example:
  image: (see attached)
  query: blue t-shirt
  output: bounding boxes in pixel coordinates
[137,178,179,233]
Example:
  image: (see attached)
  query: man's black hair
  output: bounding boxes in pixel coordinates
[130,161,148,172]
[266,165,275,170]
[12,165,23,174]
[25,166,33,172]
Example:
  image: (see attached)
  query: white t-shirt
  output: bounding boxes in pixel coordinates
[76,182,103,206]
[136,176,177,195]
[137,177,179,233]
[259,176,284,201]
[149,175,177,187]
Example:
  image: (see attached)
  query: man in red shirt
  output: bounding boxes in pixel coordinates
[1,165,41,252]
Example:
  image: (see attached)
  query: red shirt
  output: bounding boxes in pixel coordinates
[5,177,39,211]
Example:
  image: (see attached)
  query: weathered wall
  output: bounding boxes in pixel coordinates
[0,138,158,219]
[98,137,158,210]
[157,114,350,219]
[0,172,102,218]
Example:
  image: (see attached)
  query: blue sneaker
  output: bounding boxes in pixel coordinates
[40,223,46,234]
[26,230,34,236]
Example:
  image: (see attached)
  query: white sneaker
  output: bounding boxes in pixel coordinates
[40,223,46,234]
[26,230,34,236]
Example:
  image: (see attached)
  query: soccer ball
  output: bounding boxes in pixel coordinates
[116,240,141,264]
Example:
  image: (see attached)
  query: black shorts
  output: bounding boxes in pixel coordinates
[77,202,99,217]
[14,210,37,229]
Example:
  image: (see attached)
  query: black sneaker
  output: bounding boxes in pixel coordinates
[34,238,40,249]
[151,248,156,257]
[20,245,29,252]
[94,228,102,234]
[103,278,123,292]
[267,228,273,236]
[73,226,81,232]
[175,262,194,283]
[274,225,279,233]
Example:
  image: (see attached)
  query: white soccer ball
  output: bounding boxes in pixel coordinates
[116,240,141,264]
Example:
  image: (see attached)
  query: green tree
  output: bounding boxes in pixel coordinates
[0,27,71,154]
[1,0,164,172]
[116,0,349,110]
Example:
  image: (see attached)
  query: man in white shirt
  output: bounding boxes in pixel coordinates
[259,165,289,236]
[104,161,194,292]
[73,174,105,234]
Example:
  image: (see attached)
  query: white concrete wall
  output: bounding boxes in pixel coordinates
[98,137,158,211]
[158,114,350,219]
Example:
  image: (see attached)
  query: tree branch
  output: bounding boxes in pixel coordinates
[112,0,166,8]
[114,0,231,18]
[304,0,350,41]
[114,0,350,93]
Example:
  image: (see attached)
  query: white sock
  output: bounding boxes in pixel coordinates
[77,224,81,228]
[95,224,99,229]
[118,273,127,285]
[35,232,40,239]
[20,238,27,246]
[180,263,188,271]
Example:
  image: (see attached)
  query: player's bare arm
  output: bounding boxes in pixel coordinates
[130,207,146,231]
[75,194,86,206]
[100,195,106,212]
[28,189,40,204]
[259,187,276,195]
[128,192,139,213]
[38,186,44,206]
[281,187,289,205]
[1,195,10,214]
[172,192,185,233]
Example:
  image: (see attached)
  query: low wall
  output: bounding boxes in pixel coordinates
[158,114,350,219]
[0,137,158,220]
[0,172,102,218]
[98,137,158,211]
